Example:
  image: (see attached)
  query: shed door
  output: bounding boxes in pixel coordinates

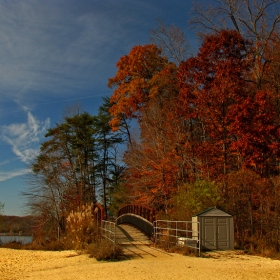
[203,217,216,250]
[217,218,229,249]
[202,217,230,250]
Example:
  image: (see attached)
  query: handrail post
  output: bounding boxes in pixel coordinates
[114,222,116,257]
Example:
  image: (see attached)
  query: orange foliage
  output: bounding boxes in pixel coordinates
[178,30,253,178]
[109,30,280,224]
[229,90,280,170]
[108,44,176,130]
[122,99,182,211]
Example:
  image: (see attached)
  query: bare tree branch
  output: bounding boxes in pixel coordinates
[190,0,280,44]
[150,19,190,65]
[190,0,280,88]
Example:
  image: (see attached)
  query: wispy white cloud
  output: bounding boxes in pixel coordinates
[0,169,29,182]
[0,157,19,166]
[0,110,50,164]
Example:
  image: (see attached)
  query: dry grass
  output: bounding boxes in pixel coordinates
[66,203,99,250]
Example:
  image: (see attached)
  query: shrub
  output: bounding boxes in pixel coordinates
[168,245,198,257]
[155,229,198,256]
[156,229,176,250]
[87,238,123,261]
[1,241,23,249]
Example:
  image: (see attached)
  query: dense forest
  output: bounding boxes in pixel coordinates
[20,1,280,253]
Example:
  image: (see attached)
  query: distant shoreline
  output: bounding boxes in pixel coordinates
[0,233,31,236]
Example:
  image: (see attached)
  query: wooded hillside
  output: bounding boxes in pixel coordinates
[0,216,35,235]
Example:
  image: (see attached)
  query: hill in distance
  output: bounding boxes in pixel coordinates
[0,215,35,235]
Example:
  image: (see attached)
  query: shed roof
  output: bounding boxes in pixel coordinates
[192,207,232,217]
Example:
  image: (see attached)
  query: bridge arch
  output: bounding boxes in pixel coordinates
[116,204,156,238]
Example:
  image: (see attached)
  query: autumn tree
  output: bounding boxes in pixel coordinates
[228,90,280,174]
[190,0,280,89]
[178,30,252,187]
[121,83,208,213]
[262,39,280,120]
[107,39,190,209]
[108,44,177,130]
[123,98,182,212]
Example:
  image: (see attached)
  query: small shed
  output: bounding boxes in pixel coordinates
[192,207,234,251]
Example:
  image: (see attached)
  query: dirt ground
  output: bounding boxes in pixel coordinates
[1,247,280,280]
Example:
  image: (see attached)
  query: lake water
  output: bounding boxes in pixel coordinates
[0,235,32,245]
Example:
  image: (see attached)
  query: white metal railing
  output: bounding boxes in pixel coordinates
[101,220,116,252]
[153,220,200,256]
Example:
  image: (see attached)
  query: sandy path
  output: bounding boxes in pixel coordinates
[1,248,280,280]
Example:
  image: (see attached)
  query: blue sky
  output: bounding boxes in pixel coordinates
[0,0,197,216]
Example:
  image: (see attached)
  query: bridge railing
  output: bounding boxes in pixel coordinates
[101,220,116,253]
[117,204,156,223]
